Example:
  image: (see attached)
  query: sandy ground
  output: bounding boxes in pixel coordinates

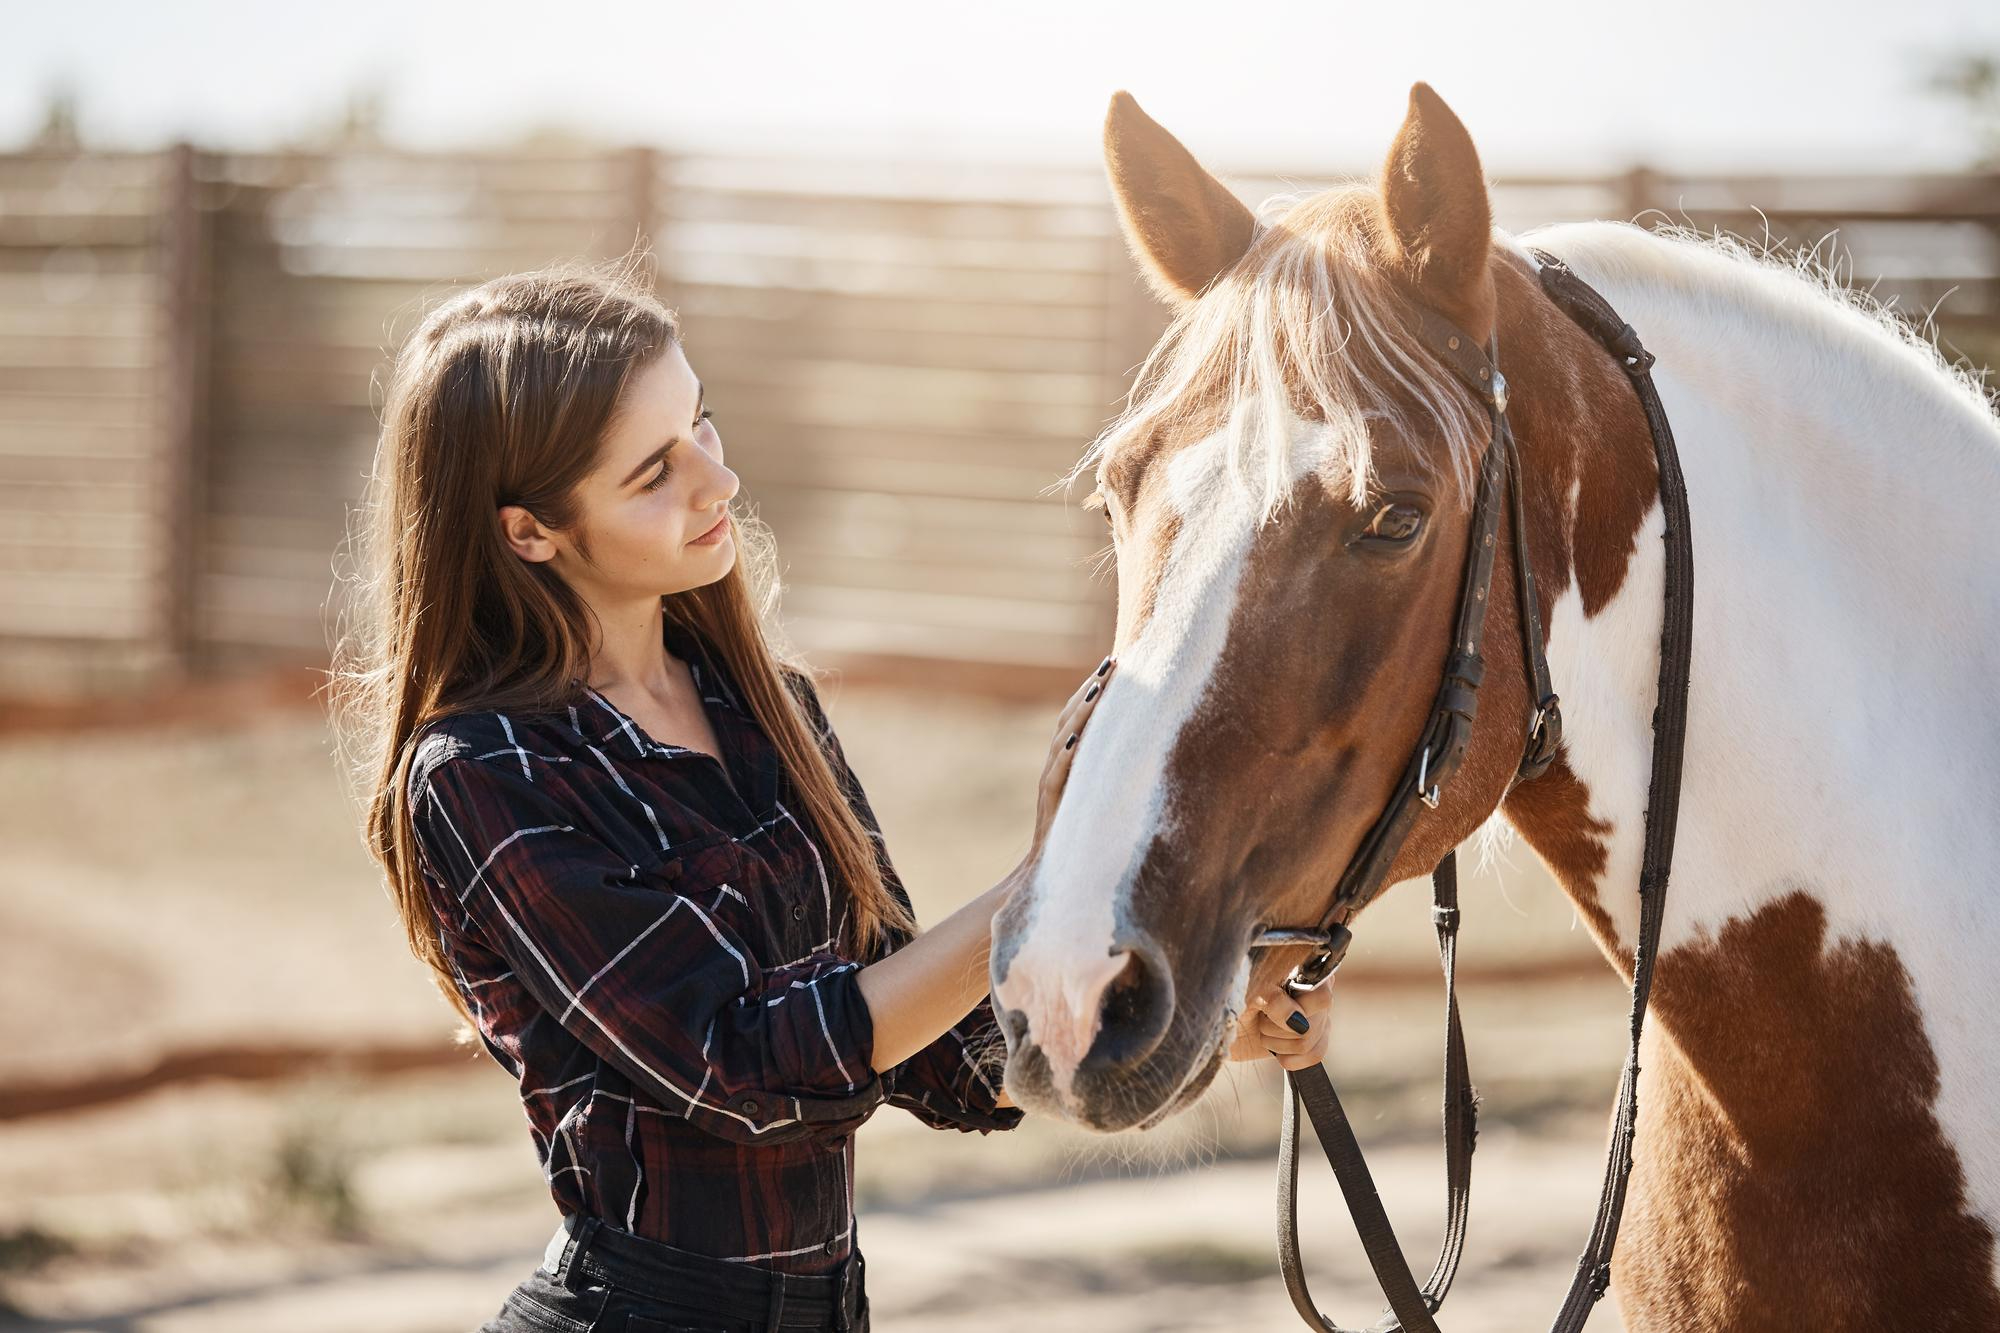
[0,681,1630,1331]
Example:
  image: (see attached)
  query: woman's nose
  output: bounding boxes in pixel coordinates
[700,453,739,510]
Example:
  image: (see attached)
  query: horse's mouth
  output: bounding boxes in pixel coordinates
[1001,1003,1236,1134]
[1135,1010,1235,1131]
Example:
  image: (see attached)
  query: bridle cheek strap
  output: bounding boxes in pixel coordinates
[1260,251,1694,1333]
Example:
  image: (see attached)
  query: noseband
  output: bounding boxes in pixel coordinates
[1247,251,1695,1333]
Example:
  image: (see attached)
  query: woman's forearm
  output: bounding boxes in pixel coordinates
[856,878,1013,1071]
[856,657,1114,1079]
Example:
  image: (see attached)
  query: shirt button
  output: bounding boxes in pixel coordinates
[823,1237,841,1254]
[790,904,806,922]
[738,1097,760,1116]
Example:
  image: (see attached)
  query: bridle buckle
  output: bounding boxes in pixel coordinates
[1520,693,1564,781]
[1417,745,1442,809]
[1249,923,1353,991]
[1287,923,1352,990]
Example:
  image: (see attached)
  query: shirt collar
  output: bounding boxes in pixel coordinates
[572,608,756,764]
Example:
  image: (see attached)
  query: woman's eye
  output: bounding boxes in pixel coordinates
[1362,502,1424,543]
[641,461,673,492]
[696,408,714,430]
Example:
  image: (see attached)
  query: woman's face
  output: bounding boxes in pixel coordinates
[537,342,739,604]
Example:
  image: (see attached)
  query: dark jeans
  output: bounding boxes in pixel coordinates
[481,1215,870,1333]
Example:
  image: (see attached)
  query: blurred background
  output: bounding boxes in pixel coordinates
[2,2,1996,1329]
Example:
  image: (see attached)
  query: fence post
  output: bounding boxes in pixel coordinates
[156,141,211,677]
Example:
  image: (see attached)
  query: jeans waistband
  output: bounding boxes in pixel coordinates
[544,1213,865,1332]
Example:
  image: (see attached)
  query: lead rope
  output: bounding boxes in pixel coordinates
[1274,253,1694,1332]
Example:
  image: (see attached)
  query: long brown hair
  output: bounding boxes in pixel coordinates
[329,255,914,1027]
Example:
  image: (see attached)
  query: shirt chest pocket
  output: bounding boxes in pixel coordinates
[633,831,819,959]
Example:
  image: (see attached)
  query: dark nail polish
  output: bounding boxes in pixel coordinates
[1285,1011,1311,1035]
[1064,733,1078,750]
[1084,684,1100,702]
[1096,657,1113,677]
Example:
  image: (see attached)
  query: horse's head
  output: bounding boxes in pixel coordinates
[990,85,1555,1131]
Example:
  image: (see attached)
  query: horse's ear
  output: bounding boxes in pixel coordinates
[1103,91,1257,306]
[1377,84,1494,319]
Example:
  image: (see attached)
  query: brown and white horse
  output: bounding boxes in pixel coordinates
[988,85,2000,1328]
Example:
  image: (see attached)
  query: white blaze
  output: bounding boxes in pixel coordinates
[995,408,1336,1097]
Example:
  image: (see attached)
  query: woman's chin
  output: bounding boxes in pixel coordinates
[664,544,736,595]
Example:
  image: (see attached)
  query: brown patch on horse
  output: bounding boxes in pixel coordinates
[1490,249,1661,617]
[1498,753,1624,967]
[1615,892,2000,1330]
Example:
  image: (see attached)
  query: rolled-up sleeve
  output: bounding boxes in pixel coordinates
[411,751,885,1145]
[788,671,1025,1134]
[887,999,1022,1133]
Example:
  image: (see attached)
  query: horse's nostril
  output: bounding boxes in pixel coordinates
[996,1004,1030,1049]
[1092,939,1175,1068]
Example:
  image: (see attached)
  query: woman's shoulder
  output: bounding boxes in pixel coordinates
[405,706,577,799]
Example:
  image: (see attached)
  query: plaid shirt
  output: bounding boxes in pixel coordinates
[406,615,1020,1273]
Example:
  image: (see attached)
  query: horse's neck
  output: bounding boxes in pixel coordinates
[1515,230,2000,1213]
[1532,236,2000,957]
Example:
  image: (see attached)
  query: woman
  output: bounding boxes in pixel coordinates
[332,258,1331,1332]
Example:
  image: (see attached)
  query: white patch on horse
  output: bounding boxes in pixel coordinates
[1519,221,2000,1261]
[995,403,1336,1100]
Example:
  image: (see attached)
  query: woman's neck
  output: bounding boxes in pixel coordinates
[583,594,676,696]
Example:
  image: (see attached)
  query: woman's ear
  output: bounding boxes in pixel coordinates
[497,504,559,564]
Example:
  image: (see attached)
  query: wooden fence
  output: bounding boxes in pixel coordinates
[1,146,1995,695]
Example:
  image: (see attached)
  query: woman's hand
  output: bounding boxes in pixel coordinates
[1229,980,1334,1072]
[1027,655,1117,853]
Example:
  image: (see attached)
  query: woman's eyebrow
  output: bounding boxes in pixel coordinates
[619,443,673,487]
[616,384,704,487]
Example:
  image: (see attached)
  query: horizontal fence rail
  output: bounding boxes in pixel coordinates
[0,146,1995,693]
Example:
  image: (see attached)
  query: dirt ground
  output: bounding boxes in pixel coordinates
[0,679,1630,1331]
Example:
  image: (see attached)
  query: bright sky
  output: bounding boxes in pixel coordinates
[5,0,1997,173]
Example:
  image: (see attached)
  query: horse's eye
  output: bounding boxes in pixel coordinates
[1362,502,1424,543]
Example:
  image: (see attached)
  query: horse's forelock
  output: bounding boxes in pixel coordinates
[1071,184,1494,524]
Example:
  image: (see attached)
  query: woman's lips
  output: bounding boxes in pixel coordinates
[689,512,731,545]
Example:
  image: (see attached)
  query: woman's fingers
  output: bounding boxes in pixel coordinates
[1055,654,1115,746]
[1031,655,1116,842]
[1229,984,1333,1071]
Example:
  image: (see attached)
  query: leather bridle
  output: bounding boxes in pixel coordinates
[1246,250,1696,1333]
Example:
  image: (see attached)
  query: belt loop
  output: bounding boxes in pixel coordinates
[557,1215,602,1292]
[765,1269,787,1331]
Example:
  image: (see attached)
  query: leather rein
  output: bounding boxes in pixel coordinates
[1246,250,1696,1333]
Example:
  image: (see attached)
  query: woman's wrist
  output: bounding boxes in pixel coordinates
[858,876,1008,1071]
